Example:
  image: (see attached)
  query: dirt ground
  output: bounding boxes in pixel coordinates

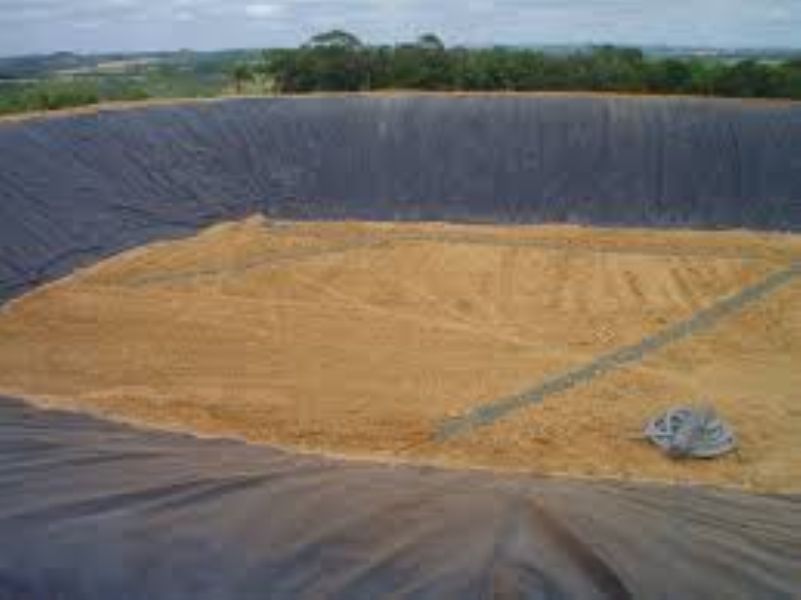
[1,217,799,492]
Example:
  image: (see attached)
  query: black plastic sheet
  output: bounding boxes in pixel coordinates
[2,96,800,302]
[0,396,799,599]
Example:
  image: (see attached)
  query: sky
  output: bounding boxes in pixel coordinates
[0,0,799,57]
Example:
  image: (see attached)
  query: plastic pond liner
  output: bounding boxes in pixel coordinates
[1,95,800,598]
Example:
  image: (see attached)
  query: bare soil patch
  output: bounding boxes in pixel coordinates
[1,217,799,491]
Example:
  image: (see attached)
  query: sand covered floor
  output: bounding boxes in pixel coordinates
[1,217,799,492]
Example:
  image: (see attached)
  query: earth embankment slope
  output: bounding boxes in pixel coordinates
[1,95,800,302]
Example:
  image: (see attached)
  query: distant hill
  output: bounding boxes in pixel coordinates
[0,49,262,81]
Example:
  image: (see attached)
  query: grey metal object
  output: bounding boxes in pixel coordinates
[645,405,736,458]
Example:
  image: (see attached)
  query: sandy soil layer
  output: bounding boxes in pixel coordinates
[1,217,799,491]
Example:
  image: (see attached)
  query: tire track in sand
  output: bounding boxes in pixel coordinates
[435,262,801,442]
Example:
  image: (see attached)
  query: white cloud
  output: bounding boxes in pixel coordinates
[244,3,281,18]
[1,0,800,55]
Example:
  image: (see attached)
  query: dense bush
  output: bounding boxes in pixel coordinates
[0,78,155,115]
[263,33,801,100]
[0,80,99,114]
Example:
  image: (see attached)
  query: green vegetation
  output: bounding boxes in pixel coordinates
[0,49,262,116]
[0,77,153,115]
[1,36,799,116]
[0,79,99,114]
[264,32,801,99]
[230,63,255,94]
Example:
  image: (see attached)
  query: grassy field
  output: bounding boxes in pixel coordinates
[0,49,270,115]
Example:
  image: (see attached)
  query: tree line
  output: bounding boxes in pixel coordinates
[253,31,801,99]
[3,33,799,117]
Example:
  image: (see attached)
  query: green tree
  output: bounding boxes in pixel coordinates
[711,60,780,97]
[307,30,363,50]
[647,59,693,93]
[416,33,445,51]
[231,63,254,94]
[262,31,798,100]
